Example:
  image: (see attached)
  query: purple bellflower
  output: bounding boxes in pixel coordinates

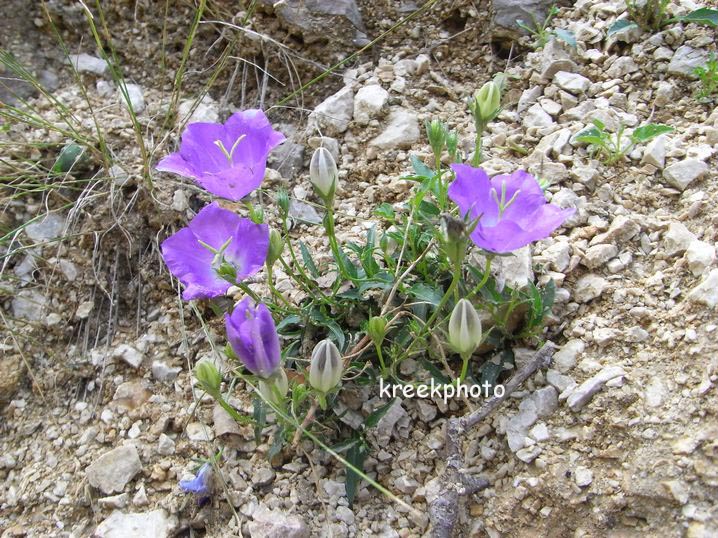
[226,298,281,378]
[179,462,212,499]
[161,202,269,300]
[157,109,285,201]
[448,165,574,253]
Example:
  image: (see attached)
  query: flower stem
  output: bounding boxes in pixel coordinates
[375,342,387,377]
[266,265,294,310]
[324,204,348,280]
[459,352,471,383]
[468,255,493,299]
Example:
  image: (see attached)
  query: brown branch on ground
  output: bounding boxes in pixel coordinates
[428,344,556,538]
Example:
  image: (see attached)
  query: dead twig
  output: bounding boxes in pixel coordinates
[428,343,556,538]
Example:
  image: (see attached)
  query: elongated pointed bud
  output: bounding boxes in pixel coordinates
[440,215,468,267]
[267,229,284,267]
[446,131,459,162]
[309,339,343,393]
[367,316,387,347]
[425,119,446,162]
[309,147,338,202]
[195,361,222,394]
[276,189,290,217]
[258,368,289,406]
[448,299,482,357]
[471,79,502,125]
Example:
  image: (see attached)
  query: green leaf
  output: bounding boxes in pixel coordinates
[356,272,394,294]
[419,357,451,384]
[407,283,443,306]
[252,397,266,444]
[630,123,673,144]
[364,398,397,428]
[607,19,639,36]
[267,426,285,461]
[410,154,434,179]
[541,279,556,315]
[276,314,302,332]
[52,143,86,173]
[478,356,504,388]
[299,241,319,278]
[553,28,576,48]
[679,8,718,27]
[374,203,395,221]
[345,437,369,507]
[309,308,346,350]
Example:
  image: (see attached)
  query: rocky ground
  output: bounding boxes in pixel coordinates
[1,0,717,537]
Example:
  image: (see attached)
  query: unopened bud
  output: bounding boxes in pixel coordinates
[448,299,482,358]
[276,189,290,217]
[309,147,338,202]
[446,131,460,162]
[367,316,387,347]
[471,80,501,125]
[309,339,343,393]
[425,119,446,162]
[441,215,468,267]
[267,229,284,267]
[258,368,289,407]
[195,361,222,394]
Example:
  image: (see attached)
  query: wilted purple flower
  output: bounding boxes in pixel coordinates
[225,298,281,378]
[179,462,212,498]
[448,165,574,253]
[161,202,269,300]
[157,109,285,201]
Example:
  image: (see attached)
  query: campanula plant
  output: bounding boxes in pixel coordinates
[158,88,571,504]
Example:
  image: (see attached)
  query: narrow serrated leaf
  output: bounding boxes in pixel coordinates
[299,241,319,278]
[364,398,397,428]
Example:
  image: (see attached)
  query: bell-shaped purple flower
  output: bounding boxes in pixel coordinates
[179,462,212,498]
[225,298,281,378]
[157,109,285,201]
[161,202,269,300]
[448,165,574,253]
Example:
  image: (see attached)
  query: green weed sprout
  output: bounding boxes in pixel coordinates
[609,4,718,36]
[574,119,674,165]
[694,54,718,101]
[516,5,576,49]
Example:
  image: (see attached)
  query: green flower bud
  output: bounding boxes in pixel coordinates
[195,361,222,394]
[367,316,387,347]
[258,368,289,407]
[440,215,468,267]
[308,339,343,394]
[425,119,446,162]
[446,130,460,162]
[276,189,290,217]
[309,147,338,202]
[267,228,284,267]
[471,80,501,125]
[448,299,482,358]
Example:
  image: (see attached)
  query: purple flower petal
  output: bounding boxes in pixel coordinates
[156,109,285,201]
[225,298,281,378]
[449,165,574,253]
[161,202,269,300]
[161,228,229,300]
[179,463,212,496]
